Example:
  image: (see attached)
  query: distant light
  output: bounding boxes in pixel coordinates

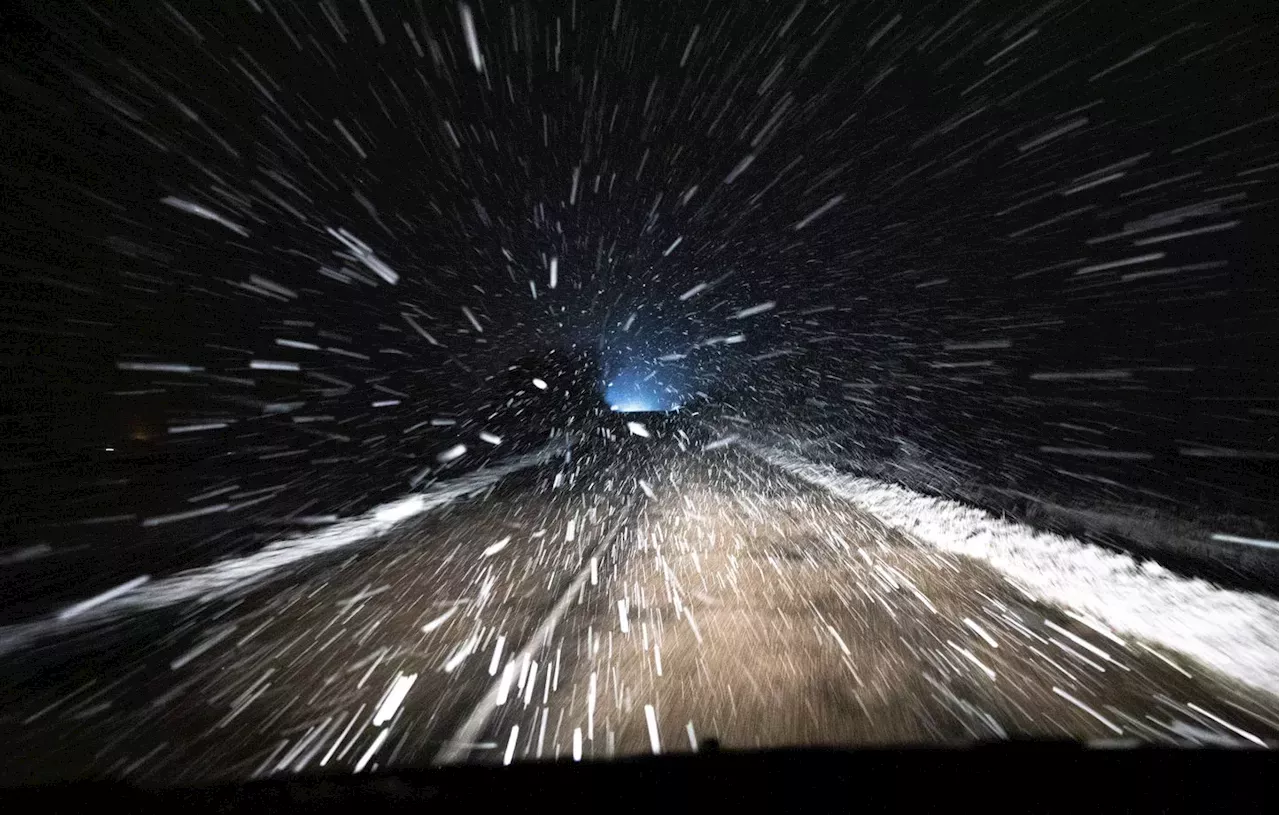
[603,365,682,412]
[104,447,114,452]
[532,377,548,390]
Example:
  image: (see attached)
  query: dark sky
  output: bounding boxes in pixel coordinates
[0,0,1275,570]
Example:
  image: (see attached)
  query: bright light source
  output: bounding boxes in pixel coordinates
[604,365,682,413]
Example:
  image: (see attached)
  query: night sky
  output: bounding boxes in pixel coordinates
[1,0,1275,611]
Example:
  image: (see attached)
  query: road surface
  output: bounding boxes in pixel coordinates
[0,435,1274,784]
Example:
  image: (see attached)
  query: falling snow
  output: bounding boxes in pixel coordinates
[0,0,1274,786]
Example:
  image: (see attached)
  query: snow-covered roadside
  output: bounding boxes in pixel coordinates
[746,442,1279,696]
[0,444,563,656]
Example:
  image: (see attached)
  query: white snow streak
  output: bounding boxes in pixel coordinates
[749,444,1279,694]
